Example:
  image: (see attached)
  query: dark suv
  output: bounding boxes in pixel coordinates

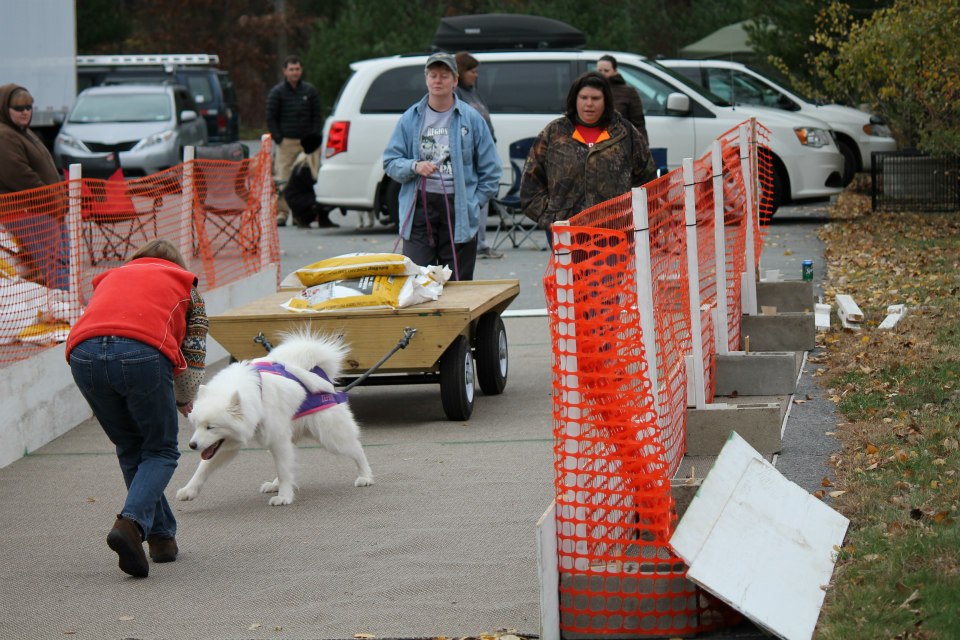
[77,54,239,143]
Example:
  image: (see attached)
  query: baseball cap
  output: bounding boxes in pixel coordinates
[425,52,458,76]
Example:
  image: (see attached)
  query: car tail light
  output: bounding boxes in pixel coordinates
[217,114,227,130]
[325,121,349,158]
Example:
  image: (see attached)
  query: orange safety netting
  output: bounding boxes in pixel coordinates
[543,119,774,636]
[720,137,750,352]
[691,154,718,403]
[0,140,279,367]
[546,223,736,636]
[642,170,691,474]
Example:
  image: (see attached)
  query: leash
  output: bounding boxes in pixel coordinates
[251,327,417,392]
[392,160,461,281]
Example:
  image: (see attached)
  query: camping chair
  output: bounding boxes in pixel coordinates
[490,137,542,251]
[192,143,257,257]
[71,153,160,265]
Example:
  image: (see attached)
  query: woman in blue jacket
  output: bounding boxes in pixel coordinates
[383,53,501,281]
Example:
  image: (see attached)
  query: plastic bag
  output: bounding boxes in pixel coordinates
[283,252,420,288]
[281,267,449,313]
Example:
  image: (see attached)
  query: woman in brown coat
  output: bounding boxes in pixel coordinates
[0,84,68,288]
[520,72,656,243]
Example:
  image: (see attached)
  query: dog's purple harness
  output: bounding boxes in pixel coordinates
[252,361,347,419]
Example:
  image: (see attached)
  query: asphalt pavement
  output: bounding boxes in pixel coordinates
[0,200,840,639]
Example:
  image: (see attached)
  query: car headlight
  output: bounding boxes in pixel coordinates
[863,123,892,137]
[133,129,175,151]
[56,133,88,153]
[793,127,831,148]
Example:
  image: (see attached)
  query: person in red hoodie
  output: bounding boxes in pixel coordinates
[65,239,207,578]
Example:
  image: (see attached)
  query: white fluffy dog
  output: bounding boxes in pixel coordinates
[176,330,374,506]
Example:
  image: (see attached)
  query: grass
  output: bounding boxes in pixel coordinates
[811,182,960,639]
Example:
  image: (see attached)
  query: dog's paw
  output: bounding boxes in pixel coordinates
[355,476,374,487]
[259,479,280,493]
[176,486,198,501]
[268,495,293,506]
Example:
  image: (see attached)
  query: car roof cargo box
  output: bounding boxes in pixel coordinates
[432,14,586,51]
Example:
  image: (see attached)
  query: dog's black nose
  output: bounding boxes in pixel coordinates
[189,442,197,450]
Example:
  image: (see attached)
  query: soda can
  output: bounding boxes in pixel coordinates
[802,259,813,281]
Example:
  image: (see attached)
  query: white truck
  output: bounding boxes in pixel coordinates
[0,0,77,146]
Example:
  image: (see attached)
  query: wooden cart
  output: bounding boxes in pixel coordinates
[207,279,520,421]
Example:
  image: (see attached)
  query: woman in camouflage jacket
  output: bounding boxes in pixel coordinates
[520,72,656,236]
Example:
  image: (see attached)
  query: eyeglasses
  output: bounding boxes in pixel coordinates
[10,105,33,112]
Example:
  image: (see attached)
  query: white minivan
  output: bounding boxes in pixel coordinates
[317,50,845,224]
[661,59,897,185]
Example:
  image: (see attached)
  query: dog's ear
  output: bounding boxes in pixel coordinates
[227,391,244,418]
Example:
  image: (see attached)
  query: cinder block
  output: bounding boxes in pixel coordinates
[757,280,815,313]
[686,405,783,456]
[715,352,799,396]
[740,312,815,352]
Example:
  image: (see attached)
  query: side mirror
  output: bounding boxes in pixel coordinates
[665,93,690,115]
[180,110,199,122]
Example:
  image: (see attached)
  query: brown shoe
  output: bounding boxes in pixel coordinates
[147,536,178,563]
[106,515,149,578]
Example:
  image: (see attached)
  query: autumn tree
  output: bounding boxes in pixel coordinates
[812,0,960,154]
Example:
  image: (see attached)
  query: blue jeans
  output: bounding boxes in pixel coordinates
[69,337,180,539]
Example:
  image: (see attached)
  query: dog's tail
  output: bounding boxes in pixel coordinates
[267,326,350,382]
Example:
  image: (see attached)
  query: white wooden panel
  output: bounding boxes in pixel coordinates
[536,500,560,640]
[670,431,766,562]
[835,294,864,324]
[671,433,849,640]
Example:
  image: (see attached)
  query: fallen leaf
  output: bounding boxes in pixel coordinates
[932,511,953,524]
[118,616,134,621]
[821,477,833,487]
[829,490,846,498]
[354,635,375,639]
[866,444,879,455]
[248,624,262,631]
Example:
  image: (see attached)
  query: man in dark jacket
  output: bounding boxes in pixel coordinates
[597,55,648,143]
[266,55,322,226]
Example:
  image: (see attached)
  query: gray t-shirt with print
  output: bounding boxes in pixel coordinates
[420,105,455,194]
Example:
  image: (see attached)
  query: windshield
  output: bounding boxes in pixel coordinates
[647,60,733,107]
[69,93,172,123]
[746,65,814,103]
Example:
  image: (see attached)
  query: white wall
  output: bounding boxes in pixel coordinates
[0,267,278,469]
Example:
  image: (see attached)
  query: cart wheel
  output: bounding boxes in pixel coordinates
[439,334,475,420]
[475,312,508,395]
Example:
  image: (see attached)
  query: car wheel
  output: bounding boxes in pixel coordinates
[758,148,784,223]
[837,139,858,187]
[439,334,475,421]
[475,313,508,395]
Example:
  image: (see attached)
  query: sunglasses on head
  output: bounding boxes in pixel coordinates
[10,104,33,112]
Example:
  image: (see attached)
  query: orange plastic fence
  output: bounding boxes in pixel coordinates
[544,120,771,635]
[691,155,718,404]
[0,141,279,367]
[720,137,749,351]
[546,223,736,636]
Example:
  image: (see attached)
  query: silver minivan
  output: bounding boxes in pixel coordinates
[54,84,208,177]
[661,59,897,185]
